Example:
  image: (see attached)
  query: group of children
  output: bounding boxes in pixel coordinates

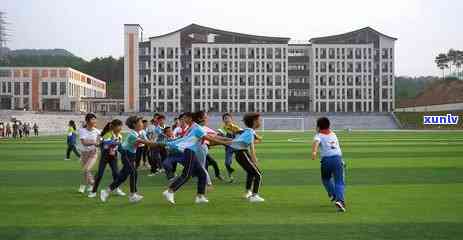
[0,121,39,138]
[68,111,347,212]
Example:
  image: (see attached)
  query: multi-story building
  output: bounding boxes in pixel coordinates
[0,67,106,111]
[309,27,396,112]
[125,24,396,113]
[125,24,289,113]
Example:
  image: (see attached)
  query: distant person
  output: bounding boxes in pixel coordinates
[18,122,23,139]
[311,117,347,212]
[12,121,18,138]
[6,123,12,137]
[77,113,100,194]
[0,122,4,137]
[25,123,31,137]
[33,123,39,136]
[65,120,80,161]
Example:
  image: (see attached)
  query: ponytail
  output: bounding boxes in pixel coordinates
[100,122,112,137]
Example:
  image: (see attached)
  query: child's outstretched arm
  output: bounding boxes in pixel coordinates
[311,140,320,160]
[204,134,232,146]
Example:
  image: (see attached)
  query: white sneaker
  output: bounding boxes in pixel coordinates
[163,190,175,204]
[129,193,144,203]
[86,185,93,193]
[78,185,86,193]
[88,192,97,198]
[100,189,110,202]
[243,191,252,199]
[195,195,209,204]
[249,194,265,203]
[114,188,126,196]
[147,173,156,177]
[64,158,70,161]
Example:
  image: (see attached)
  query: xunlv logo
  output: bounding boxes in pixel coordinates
[423,114,459,125]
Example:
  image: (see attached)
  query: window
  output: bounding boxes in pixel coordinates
[41,82,48,95]
[23,82,30,95]
[14,82,20,95]
[51,82,57,95]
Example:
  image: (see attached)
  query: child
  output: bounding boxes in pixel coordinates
[146,114,167,176]
[100,116,158,203]
[229,113,265,203]
[88,119,126,198]
[220,113,242,182]
[162,111,232,204]
[65,120,80,160]
[311,117,346,212]
[78,113,101,194]
[135,119,149,169]
[33,123,39,136]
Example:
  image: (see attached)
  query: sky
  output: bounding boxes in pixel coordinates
[2,0,463,76]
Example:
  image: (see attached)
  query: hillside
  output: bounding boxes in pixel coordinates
[398,79,463,108]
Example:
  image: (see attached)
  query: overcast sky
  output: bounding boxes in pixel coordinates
[2,0,463,76]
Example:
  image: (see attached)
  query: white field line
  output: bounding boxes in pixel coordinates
[286,138,463,143]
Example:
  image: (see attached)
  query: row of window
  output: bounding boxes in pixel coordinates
[315,101,393,112]
[192,75,286,86]
[315,61,393,73]
[315,88,392,100]
[315,48,393,60]
[191,101,287,113]
[191,88,286,100]
[315,75,394,87]
[192,47,286,60]
[192,61,286,73]
[289,89,310,97]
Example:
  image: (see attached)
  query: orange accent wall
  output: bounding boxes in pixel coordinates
[128,33,134,110]
[31,70,40,111]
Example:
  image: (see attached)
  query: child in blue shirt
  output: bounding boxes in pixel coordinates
[100,116,160,203]
[229,113,265,203]
[311,117,346,212]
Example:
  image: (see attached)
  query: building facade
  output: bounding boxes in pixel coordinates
[0,67,106,111]
[125,24,396,113]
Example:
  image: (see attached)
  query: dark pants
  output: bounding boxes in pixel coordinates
[206,154,221,178]
[148,146,168,173]
[66,143,80,159]
[169,149,207,195]
[109,150,138,193]
[135,146,148,169]
[321,155,345,202]
[34,129,38,136]
[224,145,235,175]
[92,150,119,193]
[235,150,262,194]
[163,152,183,180]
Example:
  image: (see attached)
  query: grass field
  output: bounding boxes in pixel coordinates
[1,131,463,240]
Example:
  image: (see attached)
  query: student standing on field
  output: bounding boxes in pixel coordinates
[33,123,39,136]
[229,113,265,203]
[65,120,80,161]
[77,113,101,194]
[311,117,347,212]
[220,113,242,182]
[88,119,126,198]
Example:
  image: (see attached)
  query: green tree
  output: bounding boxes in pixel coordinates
[435,53,449,80]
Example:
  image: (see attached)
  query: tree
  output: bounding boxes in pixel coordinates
[435,53,449,79]
[447,49,459,75]
[457,50,463,80]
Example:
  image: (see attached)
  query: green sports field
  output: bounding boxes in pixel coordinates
[1,131,463,240]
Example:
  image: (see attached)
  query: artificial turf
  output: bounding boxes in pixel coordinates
[1,131,462,240]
